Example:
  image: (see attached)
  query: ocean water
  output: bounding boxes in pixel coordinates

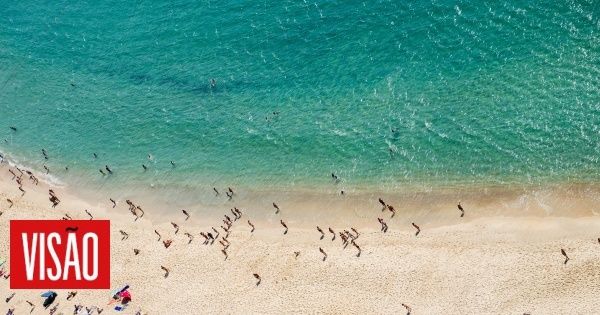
[0,0,598,207]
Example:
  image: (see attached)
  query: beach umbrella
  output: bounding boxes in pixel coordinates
[41,291,55,297]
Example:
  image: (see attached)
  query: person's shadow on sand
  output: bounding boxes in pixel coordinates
[415,231,420,236]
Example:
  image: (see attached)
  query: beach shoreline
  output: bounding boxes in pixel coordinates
[1,159,600,314]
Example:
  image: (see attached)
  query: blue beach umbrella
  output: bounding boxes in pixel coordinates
[41,291,55,297]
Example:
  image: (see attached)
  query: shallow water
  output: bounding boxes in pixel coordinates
[0,0,598,209]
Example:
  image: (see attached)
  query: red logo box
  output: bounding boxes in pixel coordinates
[10,220,110,289]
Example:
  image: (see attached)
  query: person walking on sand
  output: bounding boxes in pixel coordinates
[222,249,228,259]
[412,223,421,235]
[402,303,412,314]
[248,220,255,232]
[136,206,145,217]
[273,202,280,212]
[154,230,162,241]
[280,220,288,230]
[171,222,179,234]
[231,209,238,220]
[119,230,129,240]
[339,232,348,244]
[85,209,93,220]
[329,227,335,238]
[561,248,569,261]
[353,242,361,253]
[378,218,388,232]
[387,204,396,216]
[378,198,386,208]
[134,249,140,255]
[213,188,219,195]
[200,232,209,242]
[161,266,170,277]
[182,210,190,220]
[457,201,465,217]
[163,240,173,248]
[235,207,242,217]
[19,186,26,196]
[351,228,360,238]
[105,165,112,173]
[317,226,325,237]
[99,169,106,176]
[7,199,13,208]
[228,187,235,195]
[319,247,327,259]
[253,273,261,282]
[110,198,116,207]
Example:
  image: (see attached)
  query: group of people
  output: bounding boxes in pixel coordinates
[4,146,589,315]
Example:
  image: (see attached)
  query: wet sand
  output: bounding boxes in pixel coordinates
[0,162,599,314]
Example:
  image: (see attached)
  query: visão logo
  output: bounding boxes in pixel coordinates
[10,220,110,289]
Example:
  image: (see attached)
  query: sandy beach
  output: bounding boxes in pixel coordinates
[1,162,599,315]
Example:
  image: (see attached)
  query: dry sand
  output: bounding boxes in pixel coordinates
[0,163,599,314]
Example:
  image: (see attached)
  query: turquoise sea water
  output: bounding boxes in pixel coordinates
[0,0,598,202]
